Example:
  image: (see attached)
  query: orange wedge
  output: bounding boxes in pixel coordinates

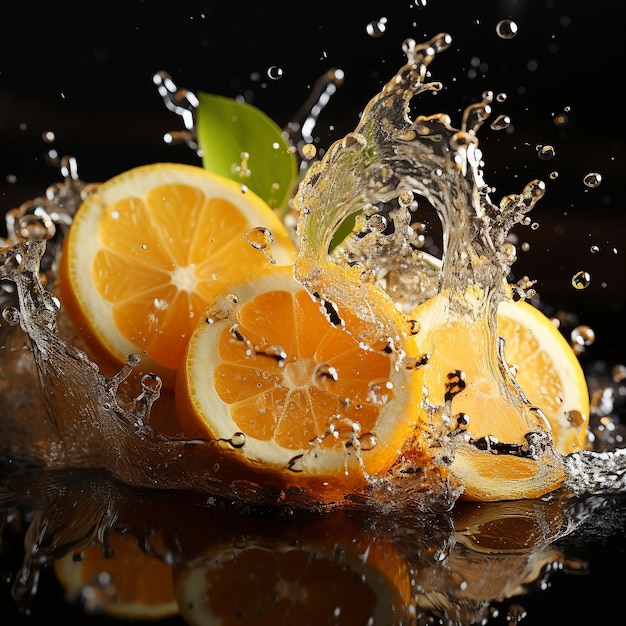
[59,163,296,387]
[175,264,426,500]
[410,294,590,501]
[53,529,178,620]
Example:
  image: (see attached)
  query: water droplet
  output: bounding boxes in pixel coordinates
[490,114,511,131]
[367,214,387,233]
[583,172,602,188]
[358,432,377,451]
[2,307,20,326]
[455,413,470,429]
[413,0,427,8]
[301,143,317,160]
[495,92,507,103]
[571,270,591,290]
[612,364,626,382]
[496,19,518,39]
[42,130,56,143]
[549,171,559,180]
[314,363,339,389]
[229,432,246,448]
[245,226,274,251]
[288,454,305,472]
[571,325,595,347]
[16,213,56,241]
[590,245,600,253]
[126,353,142,366]
[537,145,556,160]
[566,409,585,429]
[366,17,388,38]
[266,66,283,80]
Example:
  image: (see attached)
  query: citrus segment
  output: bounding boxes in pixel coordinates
[176,265,424,496]
[53,530,178,620]
[59,163,296,386]
[410,294,590,500]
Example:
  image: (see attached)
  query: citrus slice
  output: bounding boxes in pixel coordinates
[53,529,178,620]
[175,264,425,500]
[173,514,412,626]
[410,295,590,501]
[59,162,296,387]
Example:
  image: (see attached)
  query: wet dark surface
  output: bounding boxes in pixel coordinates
[1,1,625,624]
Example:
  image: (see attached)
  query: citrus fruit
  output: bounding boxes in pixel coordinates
[175,264,426,500]
[173,513,412,626]
[53,529,178,620]
[59,162,296,387]
[409,293,590,501]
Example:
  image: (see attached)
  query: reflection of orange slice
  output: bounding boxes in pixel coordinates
[53,529,178,620]
[173,517,412,626]
[59,163,296,387]
[414,499,570,624]
[175,265,426,500]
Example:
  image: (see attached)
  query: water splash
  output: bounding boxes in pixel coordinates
[1,34,626,514]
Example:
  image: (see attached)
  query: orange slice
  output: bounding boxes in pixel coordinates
[175,265,426,500]
[173,513,412,626]
[59,162,296,387]
[410,294,590,501]
[53,529,178,620]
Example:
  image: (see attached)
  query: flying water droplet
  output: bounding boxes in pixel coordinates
[612,364,626,383]
[266,66,283,80]
[301,143,316,160]
[490,114,511,131]
[496,19,518,39]
[571,325,595,347]
[537,145,556,160]
[366,17,388,38]
[571,270,591,290]
[583,172,602,188]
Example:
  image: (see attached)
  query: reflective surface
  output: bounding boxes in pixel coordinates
[1,1,625,624]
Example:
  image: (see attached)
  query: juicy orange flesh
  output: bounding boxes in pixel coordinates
[421,315,549,446]
[213,289,393,449]
[94,183,270,370]
[499,312,587,452]
[58,532,176,612]
[187,547,379,625]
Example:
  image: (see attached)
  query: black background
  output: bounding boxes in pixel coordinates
[1,1,625,624]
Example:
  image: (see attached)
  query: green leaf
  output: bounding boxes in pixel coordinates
[196,93,298,213]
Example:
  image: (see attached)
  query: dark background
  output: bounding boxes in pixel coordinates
[1,0,624,361]
[1,1,625,624]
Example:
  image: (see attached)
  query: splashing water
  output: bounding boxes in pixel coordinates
[1,34,626,517]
